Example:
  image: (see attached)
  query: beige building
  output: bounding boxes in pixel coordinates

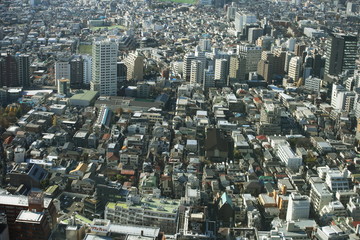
[124,52,144,81]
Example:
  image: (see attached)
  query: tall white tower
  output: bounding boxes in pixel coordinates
[288,56,301,82]
[91,39,118,96]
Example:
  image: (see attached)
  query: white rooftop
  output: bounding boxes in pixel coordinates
[17,210,44,223]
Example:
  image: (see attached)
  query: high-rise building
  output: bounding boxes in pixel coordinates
[55,59,71,83]
[123,52,144,81]
[312,53,325,78]
[190,60,203,84]
[284,52,295,73]
[226,6,237,21]
[325,33,358,76]
[203,67,215,90]
[248,28,263,44]
[286,193,310,221]
[70,57,84,89]
[237,44,262,76]
[228,55,246,84]
[0,53,18,87]
[214,58,228,87]
[234,12,257,34]
[17,54,30,87]
[82,55,92,86]
[294,43,306,57]
[256,35,274,51]
[91,39,118,96]
[288,56,302,82]
[58,78,70,96]
[199,39,211,52]
[117,62,127,85]
[183,53,196,81]
[257,50,285,84]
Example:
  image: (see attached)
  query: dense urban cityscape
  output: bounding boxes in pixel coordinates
[0,0,360,239]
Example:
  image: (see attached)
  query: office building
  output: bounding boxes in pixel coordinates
[286,193,310,221]
[91,39,118,96]
[123,52,144,81]
[325,33,358,76]
[257,51,285,84]
[256,35,274,51]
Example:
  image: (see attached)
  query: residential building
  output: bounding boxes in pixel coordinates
[91,39,118,96]
[105,197,180,234]
[123,52,144,81]
[286,192,310,221]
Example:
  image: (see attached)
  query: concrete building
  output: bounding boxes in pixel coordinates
[304,76,321,93]
[55,60,70,83]
[325,170,349,192]
[276,144,302,171]
[123,52,144,81]
[286,192,310,221]
[82,55,92,85]
[288,56,301,82]
[237,44,262,76]
[183,53,196,81]
[214,58,228,87]
[91,39,118,96]
[325,33,358,76]
[105,197,180,234]
[310,183,333,212]
[234,12,257,33]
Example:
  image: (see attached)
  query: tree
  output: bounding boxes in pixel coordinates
[40,179,50,190]
[116,174,128,184]
[234,150,242,160]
